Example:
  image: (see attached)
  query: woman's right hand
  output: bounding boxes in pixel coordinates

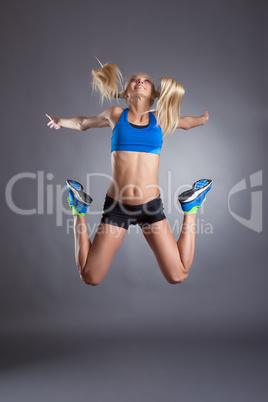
[46,114,61,130]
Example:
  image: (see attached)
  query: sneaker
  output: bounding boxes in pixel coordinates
[178,179,212,214]
[66,179,93,215]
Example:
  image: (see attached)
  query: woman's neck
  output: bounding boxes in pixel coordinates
[127,99,150,123]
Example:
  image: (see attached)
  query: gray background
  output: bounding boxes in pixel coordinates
[1,0,267,401]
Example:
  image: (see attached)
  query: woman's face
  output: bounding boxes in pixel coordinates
[125,74,155,105]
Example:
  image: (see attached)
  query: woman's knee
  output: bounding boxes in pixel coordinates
[165,271,189,285]
[79,263,108,286]
[80,271,103,286]
[82,276,102,286]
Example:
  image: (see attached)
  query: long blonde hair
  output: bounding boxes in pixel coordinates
[91,61,123,102]
[91,61,185,137]
[155,77,185,137]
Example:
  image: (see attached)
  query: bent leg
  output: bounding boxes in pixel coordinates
[73,216,127,285]
[142,215,196,284]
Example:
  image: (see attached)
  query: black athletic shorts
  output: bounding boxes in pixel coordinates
[101,194,166,230]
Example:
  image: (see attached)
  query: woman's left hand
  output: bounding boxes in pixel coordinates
[46,114,62,130]
[202,110,209,124]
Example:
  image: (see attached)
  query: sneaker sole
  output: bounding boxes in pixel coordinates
[178,179,212,204]
[66,179,93,206]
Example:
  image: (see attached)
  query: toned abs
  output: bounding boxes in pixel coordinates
[107,151,160,204]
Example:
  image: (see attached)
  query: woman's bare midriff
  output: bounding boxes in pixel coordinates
[107,150,160,205]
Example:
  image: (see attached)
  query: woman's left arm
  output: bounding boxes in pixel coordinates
[177,110,209,130]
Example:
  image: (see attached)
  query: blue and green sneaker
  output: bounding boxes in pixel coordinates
[66,179,93,216]
[178,179,212,214]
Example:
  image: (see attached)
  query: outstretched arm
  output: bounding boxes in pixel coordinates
[46,107,118,131]
[177,110,209,130]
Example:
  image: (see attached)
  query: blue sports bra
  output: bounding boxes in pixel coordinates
[111,108,163,155]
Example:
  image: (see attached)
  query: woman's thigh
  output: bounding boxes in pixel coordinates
[142,219,186,283]
[83,222,127,284]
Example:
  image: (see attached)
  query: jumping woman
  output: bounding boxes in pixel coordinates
[46,62,212,286]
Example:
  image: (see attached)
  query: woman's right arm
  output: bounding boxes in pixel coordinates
[46,106,122,131]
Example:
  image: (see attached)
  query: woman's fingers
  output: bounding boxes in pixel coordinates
[53,124,61,129]
[47,122,57,128]
[47,122,59,129]
[46,114,61,129]
[204,110,209,120]
[46,114,57,123]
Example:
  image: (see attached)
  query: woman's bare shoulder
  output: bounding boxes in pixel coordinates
[105,106,124,128]
[110,106,124,118]
[92,106,124,129]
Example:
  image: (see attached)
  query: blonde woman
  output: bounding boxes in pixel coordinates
[46,62,212,286]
